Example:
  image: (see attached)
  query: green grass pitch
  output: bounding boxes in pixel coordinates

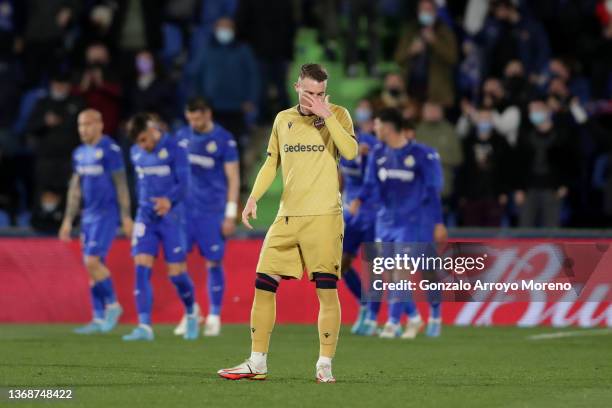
[1,324,611,407]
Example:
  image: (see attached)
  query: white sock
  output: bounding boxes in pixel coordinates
[138,323,153,333]
[317,356,332,366]
[250,351,267,367]
[409,314,422,324]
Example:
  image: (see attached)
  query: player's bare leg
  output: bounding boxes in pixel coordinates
[217,273,280,380]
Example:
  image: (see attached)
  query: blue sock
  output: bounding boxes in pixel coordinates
[389,289,408,324]
[367,301,381,321]
[98,276,117,305]
[135,265,153,325]
[429,302,441,319]
[427,288,442,319]
[90,283,105,320]
[404,300,419,319]
[170,272,195,315]
[343,267,364,305]
[388,302,404,325]
[207,265,224,316]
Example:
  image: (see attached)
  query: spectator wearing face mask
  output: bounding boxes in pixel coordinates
[394,0,458,106]
[353,99,375,136]
[416,101,463,206]
[187,17,259,152]
[536,58,591,105]
[501,59,537,111]
[371,72,410,112]
[457,107,512,227]
[73,42,122,136]
[458,77,521,147]
[514,98,578,227]
[126,50,176,123]
[25,71,85,231]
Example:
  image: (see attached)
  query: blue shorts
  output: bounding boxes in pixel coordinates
[132,210,187,263]
[81,218,118,258]
[376,211,435,243]
[375,220,436,259]
[187,211,225,261]
[342,210,375,257]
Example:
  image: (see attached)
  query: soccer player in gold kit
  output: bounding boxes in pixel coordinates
[217,63,357,383]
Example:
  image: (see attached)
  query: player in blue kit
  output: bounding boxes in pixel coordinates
[122,113,198,341]
[352,109,447,339]
[173,97,240,337]
[338,100,380,335]
[59,109,132,334]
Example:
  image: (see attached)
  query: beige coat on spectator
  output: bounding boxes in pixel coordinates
[395,22,458,107]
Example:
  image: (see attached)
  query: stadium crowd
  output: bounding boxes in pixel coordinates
[0,0,612,231]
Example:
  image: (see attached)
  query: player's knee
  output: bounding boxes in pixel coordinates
[255,273,280,293]
[167,262,185,276]
[84,256,102,272]
[313,272,338,289]
[134,254,154,268]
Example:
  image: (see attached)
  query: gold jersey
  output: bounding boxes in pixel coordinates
[265,104,355,216]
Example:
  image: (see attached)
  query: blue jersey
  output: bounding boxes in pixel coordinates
[175,123,239,215]
[130,134,190,222]
[361,140,443,230]
[340,132,379,224]
[72,135,124,223]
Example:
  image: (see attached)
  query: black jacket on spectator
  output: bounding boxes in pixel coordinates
[25,94,85,192]
[80,0,166,54]
[458,130,513,200]
[126,76,176,124]
[515,122,577,191]
[235,0,297,61]
[111,0,165,52]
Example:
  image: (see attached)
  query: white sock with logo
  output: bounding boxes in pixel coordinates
[317,356,332,367]
[250,352,267,368]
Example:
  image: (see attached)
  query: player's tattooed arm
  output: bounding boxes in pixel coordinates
[59,173,81,241]
[112,170,131,220]
[64,173,81,223]
[112,170,133,237]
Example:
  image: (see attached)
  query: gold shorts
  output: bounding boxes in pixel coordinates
[256,214,344,280]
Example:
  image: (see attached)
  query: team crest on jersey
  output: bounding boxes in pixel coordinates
[95,149,104,159]
[404,155,415,168]
[288,121,293,129]
[158,148,168,159]
[313,117,325,130]
[206,141,217,153]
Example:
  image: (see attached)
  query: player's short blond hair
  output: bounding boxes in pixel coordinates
[298,63,328,82]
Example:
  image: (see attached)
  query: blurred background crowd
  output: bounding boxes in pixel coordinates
[1,0,612,233]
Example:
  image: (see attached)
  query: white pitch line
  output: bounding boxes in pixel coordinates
[527,328,612,340]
